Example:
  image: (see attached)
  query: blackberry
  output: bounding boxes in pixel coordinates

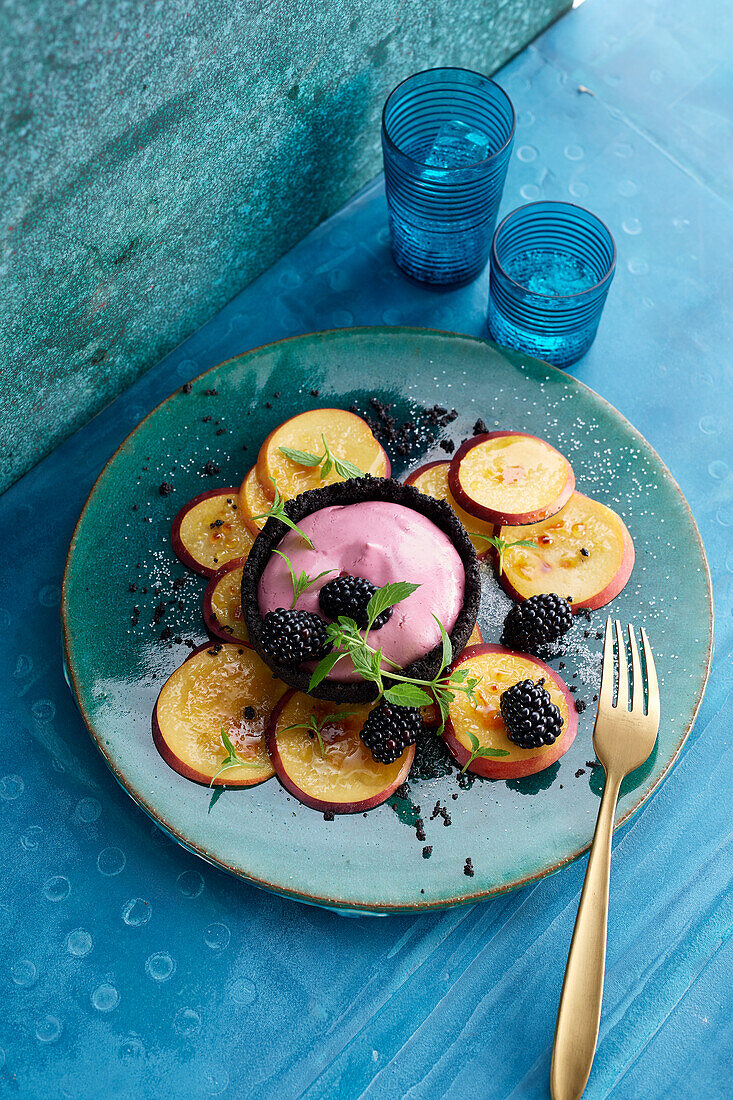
[502,593,573,653]
[260,609,331,666]
[319,575,392,630]
[500,678,564,749]
[359,702,422,764]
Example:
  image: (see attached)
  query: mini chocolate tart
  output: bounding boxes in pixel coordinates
[241,477,480,703]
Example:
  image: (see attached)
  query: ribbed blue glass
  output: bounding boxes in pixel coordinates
[488,201,616,367]
[382,68,515,286]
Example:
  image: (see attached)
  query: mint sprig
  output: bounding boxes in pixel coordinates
[250,480,315,549]
[273,550,334,609]
[461,730,509,774]
[307,582,481,736]
[469,533,537,576]
[279,435,365,482]
[210,726,263,786]
[280,710,357,758]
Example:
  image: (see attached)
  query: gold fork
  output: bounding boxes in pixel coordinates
[550,620,660,1100]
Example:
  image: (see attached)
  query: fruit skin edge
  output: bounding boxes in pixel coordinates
[152,642,274,787]
[448,431,575,526]
[266,690,415,814]
[491,494,635,611]
[170,487,244,577]
[441,643,579,779]
[202,557,253,646]
[404,459,492,559]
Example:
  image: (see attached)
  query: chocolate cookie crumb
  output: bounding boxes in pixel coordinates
[580,547,590,557]
[129,582,138,592]
[575,768,586,778]
[463,858,474,877]
[172,576,187,591]
[422,846,432,859]
[575,699,587,713]
[205,388,218,396]
[439,439,455,453]
[159,482,174,496]
[310,388,319,397]
[181,382,192,394]
[216,428,227,436]
[160,626,172,641]
[473,418,488,435]
[323,810,334,821]
[203,460,221,476]
[586,760,600,770]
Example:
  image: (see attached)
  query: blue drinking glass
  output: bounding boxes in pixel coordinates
[488,201,616,368]
[382,68,515,286]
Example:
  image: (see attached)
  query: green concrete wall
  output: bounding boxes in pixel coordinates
[1,0,569,492]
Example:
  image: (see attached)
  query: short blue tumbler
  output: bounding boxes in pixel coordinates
[382,68,515,285]
[488,201,616,367]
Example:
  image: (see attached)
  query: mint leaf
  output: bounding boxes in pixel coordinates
[279,446,322,467]
[434,615,452,674]
[366,581,421,628]
[320,456,333,480]
[333,455,365,479]
[383,683,433,708]
[308,650,343,692]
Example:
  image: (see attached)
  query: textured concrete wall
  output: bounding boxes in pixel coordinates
[1,0,569,492]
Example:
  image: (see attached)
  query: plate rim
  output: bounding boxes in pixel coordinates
[61,325,714,913]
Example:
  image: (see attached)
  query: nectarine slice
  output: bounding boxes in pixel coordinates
[171,488,255,577]
[405,461,496,557]
[442,644,577,779]
[267,691,414,813]
[238,466,272,537]
[257,409,390,500]
[449,431,574,526]
[422,623,483,727]
[153,643,287,786]
[202,559,251,646]
[495,491,634,610]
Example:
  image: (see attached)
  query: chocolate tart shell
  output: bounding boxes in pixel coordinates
[241,477,480,703]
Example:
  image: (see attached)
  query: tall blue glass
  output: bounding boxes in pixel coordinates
[488,201,616,367]
[382,68,515,286]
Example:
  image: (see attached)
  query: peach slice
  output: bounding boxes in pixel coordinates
[495,491,634,610]
[153,643,287,786]
[171,488,254,577]
[202,558,251,646]
[449,431,574,526]
[238,466,272,537]
[266,691,414,813]
[442,643,578,779]
[404,460,496,557]
[256,409,391,500]
[421,623,484,727]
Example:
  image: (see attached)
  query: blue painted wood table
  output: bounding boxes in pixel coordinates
[2,0,731,1095]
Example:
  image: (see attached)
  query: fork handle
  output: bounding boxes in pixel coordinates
[550,772,621,1100]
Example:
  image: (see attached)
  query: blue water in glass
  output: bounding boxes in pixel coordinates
[488,201,616,368]
[504,250,597,296]
[424,120,490,168]
[382,69,515,285]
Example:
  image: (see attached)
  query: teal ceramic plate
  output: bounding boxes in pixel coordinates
[62,328,712,913]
